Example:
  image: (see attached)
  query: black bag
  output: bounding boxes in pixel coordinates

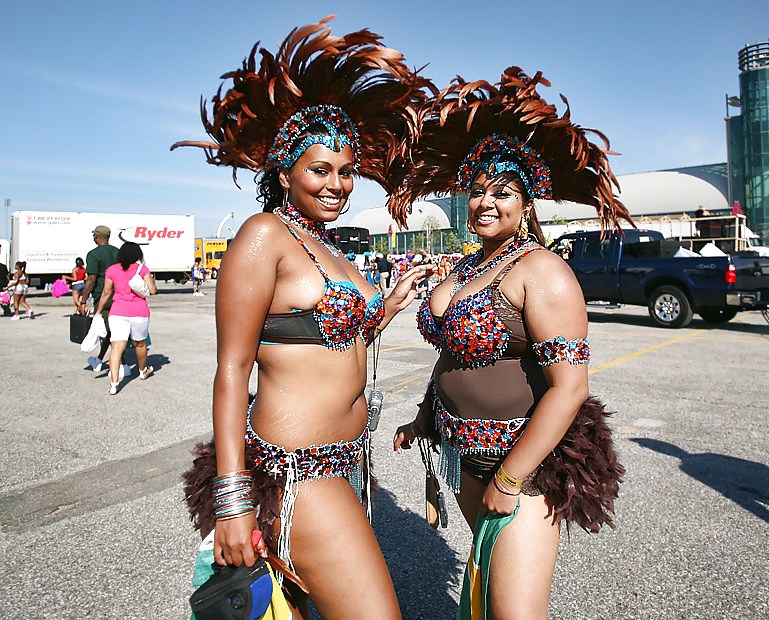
[189,561,273,620]
[69,314,93,344]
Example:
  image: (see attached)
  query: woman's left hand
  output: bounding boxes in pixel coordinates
[482,480,521,515]
[385,264,435,312]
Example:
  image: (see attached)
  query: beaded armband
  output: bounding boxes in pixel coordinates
[532,336,590,366]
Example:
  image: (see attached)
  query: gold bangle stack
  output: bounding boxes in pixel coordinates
[495,464,523,494]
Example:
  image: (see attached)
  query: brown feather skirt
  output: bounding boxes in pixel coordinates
[421,390,624,534]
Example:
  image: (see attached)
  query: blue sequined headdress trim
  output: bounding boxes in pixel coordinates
[266,104,361,169]
[456,134,553,198]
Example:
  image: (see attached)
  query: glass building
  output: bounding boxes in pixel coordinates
[730,41,769,241]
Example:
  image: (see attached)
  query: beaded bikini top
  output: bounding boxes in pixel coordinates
[417,247,541,367]
[268,224,384,350]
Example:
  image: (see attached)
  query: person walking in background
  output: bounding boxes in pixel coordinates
[80,225,122,374]
[5,261,33,320]
[376,252,391,293]
[392,68,629,619]
[0,260,11,317]
[191,257,206,296]
[62,257,86,315]
[93,241,156,395]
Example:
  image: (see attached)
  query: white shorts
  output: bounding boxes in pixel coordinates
[14,284,28,295]
[108,315,150,342]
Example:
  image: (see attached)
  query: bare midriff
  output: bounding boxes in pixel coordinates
[250,338,369,451]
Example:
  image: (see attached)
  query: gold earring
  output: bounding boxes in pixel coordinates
[282,191,289,209]
[466,219,477,235]
[518,214,529,238]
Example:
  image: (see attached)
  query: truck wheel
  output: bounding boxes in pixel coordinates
[697,308,738,324]
[211,269,218,280]
[648,285,693,328]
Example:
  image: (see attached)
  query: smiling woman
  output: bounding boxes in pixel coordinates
[173,17,435,619]
[392,69,631,619]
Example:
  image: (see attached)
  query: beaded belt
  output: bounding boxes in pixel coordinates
[246,400,370,577]
[433,385,528,493]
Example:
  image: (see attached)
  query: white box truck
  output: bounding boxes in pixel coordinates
[10,211,195,287]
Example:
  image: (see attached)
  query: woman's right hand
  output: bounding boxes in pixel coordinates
[393,421,420,454]
[214,512,258,567]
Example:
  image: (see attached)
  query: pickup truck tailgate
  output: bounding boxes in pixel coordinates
[732,256,769,306]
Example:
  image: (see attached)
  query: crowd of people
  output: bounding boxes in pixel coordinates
[354,251,462,296]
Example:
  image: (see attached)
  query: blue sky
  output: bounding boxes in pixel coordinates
[1,1,767,237]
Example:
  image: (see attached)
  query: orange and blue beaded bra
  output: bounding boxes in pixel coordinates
[417,288,512,368]
[284,225,384,350]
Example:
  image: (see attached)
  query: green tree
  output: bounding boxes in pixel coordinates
[411,232,426,252]
[373,237,390,254]
[422,214,440,253]
[443,231,462,253]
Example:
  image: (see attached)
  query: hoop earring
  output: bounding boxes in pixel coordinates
[466,219,477,235]
[339,198,351,216]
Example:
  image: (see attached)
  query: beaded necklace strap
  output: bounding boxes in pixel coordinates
[283,225,331,282]
[451,238,536,296]
[275,204,341,257]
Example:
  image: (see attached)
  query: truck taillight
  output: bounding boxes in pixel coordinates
[725,263,736,285]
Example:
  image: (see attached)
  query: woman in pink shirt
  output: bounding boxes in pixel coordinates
[95,242,157,395]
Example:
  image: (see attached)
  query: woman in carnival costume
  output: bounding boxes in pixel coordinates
[173,18,433,618]
[393,69,632,619]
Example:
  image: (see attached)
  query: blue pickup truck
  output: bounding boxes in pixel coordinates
[549,229,769,328]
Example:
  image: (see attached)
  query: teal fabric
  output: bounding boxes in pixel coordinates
[457,502,520,620]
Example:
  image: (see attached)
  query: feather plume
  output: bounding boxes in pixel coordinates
[387,67,633,233]
[170,17,432,226]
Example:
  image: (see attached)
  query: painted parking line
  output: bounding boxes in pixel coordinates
[588,329,706,376]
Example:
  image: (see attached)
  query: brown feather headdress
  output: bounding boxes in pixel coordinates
[170,16,431,226]
[388,67,632,232]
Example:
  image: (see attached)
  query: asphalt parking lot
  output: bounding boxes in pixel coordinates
[0,281,767,619]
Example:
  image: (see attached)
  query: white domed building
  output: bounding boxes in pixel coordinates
[347,164,743,253]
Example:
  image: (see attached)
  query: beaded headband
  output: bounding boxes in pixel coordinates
[266,104,361,170]
[456,134,553,198]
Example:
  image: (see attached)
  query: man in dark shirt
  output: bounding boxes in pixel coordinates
[80,225,119,371]
[375,252,391,293]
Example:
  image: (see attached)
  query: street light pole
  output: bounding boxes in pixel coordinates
[3,199,10,242]
[725,94,733,206]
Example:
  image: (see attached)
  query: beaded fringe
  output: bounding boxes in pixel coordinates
[276,454,299,586]
[440,435,462,494]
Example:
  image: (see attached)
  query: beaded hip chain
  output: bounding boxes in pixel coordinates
[246,402,370,577]
[433,385,528,493]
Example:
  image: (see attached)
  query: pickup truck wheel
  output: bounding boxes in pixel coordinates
[698,308,739,324]
[648,285,693,328]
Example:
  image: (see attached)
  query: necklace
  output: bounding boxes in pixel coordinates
[452,237,535,295]
[275,203,341,256]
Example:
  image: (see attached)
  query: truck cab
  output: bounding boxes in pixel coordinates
[194,238,228,279]
[550,229,769,328]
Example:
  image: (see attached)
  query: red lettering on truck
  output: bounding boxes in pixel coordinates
[133,227,185,241]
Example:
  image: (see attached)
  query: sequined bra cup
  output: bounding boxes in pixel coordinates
[417,248,540,367]
[261,225,384,350]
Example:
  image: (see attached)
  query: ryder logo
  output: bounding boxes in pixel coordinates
[118,227,186,245]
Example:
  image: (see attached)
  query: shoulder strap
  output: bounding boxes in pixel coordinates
[490,246,542,289]
[282,223,330,281]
